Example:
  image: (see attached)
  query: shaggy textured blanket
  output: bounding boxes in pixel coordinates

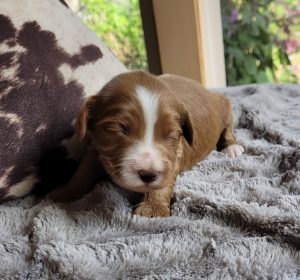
[1,84,300,279]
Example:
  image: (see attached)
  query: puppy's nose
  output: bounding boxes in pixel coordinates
[138,170,158,184]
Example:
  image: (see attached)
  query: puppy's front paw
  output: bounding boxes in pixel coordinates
[133,202,170,218]
[222,144,244,157]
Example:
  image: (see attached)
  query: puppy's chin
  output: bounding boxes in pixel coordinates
[111,176,163,193]
[121,185,162,193]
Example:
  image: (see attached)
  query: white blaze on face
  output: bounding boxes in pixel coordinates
[136,85,159,146]
[120,85,164,188]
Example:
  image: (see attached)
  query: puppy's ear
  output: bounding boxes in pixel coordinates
[75,96,99,141]
[179,106,194,146]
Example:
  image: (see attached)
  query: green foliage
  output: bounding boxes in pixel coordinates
[221,0,300,85]
[81,0,147,70]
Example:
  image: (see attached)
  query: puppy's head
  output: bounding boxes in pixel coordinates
[77,71,193,192]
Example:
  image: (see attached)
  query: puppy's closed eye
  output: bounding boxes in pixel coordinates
[101,121,131,138]
[101,121,126,132]
[166,131,181,143]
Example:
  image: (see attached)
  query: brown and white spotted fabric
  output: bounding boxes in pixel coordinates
[0,0,126,201]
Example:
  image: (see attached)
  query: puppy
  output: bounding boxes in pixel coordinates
[48,71,244,217]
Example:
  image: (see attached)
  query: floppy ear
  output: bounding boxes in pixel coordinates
[75,96,99,141]
[179,107,194,146]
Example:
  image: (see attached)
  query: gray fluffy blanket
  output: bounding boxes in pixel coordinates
[1,84,300,280]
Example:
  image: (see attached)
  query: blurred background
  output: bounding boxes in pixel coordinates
[66,0,300,86]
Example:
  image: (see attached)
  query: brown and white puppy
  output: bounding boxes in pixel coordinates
[48,71,244,217]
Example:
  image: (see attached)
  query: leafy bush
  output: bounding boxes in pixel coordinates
[221,0,300,85]
[81,0,147,70]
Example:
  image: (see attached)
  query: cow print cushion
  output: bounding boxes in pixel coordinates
[0,0,126,201]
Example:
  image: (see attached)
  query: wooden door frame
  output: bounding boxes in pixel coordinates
[140,0,226,87]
